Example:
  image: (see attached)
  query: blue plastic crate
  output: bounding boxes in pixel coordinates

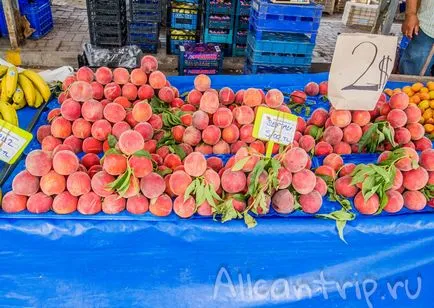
[232,43,246,57]
[172,0,200,4]
[170,8,199,30]
[247,32,315,55]
[234,29,247,44]
[235,0,250,15]
[0,4,7,37]
[208,16,233,29]
[23,0,53,39]
[247,44,313,66]
[130,0,161,22]
[235,15,249,30]
[204,29,233,44]
[244,57,310,74]
[127,22,159,52]
[167,29,199,54]
[250,0,322,33]
[205,0,236,14]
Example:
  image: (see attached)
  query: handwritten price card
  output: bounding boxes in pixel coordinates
[253,107,298,156]
[0,119,32,164]
[329,33,397,110]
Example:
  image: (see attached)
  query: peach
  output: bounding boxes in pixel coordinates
[172,125,185,143]
[164,153,182,170]
[40,170,66,195]
[308,108,328,127]
[393,127,411,145]
[91,171,115,197]
[91,82,104,100]
[69,81,93,102]
[140,172,165,199]
[283,147,309,172]
[199,91,219,114]
[354,192,379,215]
[250,140,265,154]
[102,194,126,214]
[335,175,359,197]
[37,125,51,143]
[222,124,240,144]
[383,190,404,213]
[111,121,131,139]
[149,71,166,89]
[143,139,157,153]
[52,150,79,176]
[196,200,212,216]
[403,190,426,211]
[95,67,113,85]
[140,55,158,74]
[113,67,130,84]
[239,124,255,143]
[27,192,52,213]
[63,136,83,153]
[387,109,407,128]
[404,104,421,123]
[314,141,333,156]
[233,105,254,125]
[402,167,429,190]
[61,99,81,121]
[272,189,294,214]
[1,192,27,213]
[200,125,220,145]
[12,170,39,196]
[323,153,344,171]
[299,190,322,214]
[194,144,212,155]
[62,75,76,91]
[58,91,69,104]
[233,89,244,104]
[88,165,103,178]
[323,126,343,145]
[102,153,127,176]
[114,96,131,108]
[128,155,152,178]
[207,157,223,172]
[315,165,336,179]
[132,101,152,123]
[90,119,112,141]
[192,110,209,130]
[25,150,52,176]
[265,89,284,107]
[149,193,172,216]
[194,74,211,92]
[421,149,434,171]
[304,82,319,96]
[180,104,195,112]
[395,147,419,171]
[314,176,327,196]
[102,102,127,124]
[122,175,140,198]
[77,192,102,214]
[292,169,316,194]
[213,107,233,128]
[243,88,262,107]
[290,90,306,104]
[219,87,235,105]
[52,144,73,156]
[414,137,432,151]
[296,118,306,134]
[168,170,192,196]
[133,122,153,141]
[66,171,91,196]
[231,140,246,154]
[188,89,202,105]
[116,130,144,155]
[204,169,220,191]
[298,135,315,152]
[82,137,103,154]
[82,99,103,122]
[158,86,175,103]
[389,92,409,110]
[213,140,230,154]
[221,169,246,193]
[41,136,62,152]
[47,108,61,122]
[330,110,351,128]
[51,117,72,139]
[72,118,91,139]
[126,194,149,214]
[183,126,202,146]
[137,84,154,100]
[104,82,121,100]
[183,152,207,177]
[180,113,192,126]
[351,110,370,127]
[406,123,424,141]
[343,123,362,144]
[338,163,355,178]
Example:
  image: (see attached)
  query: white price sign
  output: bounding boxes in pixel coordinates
[0,120,32,164]
[328,33,398,110]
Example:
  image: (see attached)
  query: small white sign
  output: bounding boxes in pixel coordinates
[0,126,29,164]
[328,33,397,110]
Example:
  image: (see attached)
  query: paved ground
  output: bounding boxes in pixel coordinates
[0,0,403,71]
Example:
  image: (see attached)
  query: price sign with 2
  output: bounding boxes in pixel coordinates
[0,119,32,164]
[328,33,398,110]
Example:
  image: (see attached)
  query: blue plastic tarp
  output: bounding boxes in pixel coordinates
[0,73,433,307]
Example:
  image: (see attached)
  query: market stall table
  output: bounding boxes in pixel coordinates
[0,73,433,307]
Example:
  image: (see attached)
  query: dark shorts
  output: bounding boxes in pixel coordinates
[399,29,434,76]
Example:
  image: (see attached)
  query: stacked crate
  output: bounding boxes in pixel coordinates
[245,0,322,74]
[315,0,335,14]
[203,0,236,46]
[342,2,379,28]
[167,0,202,55]
[87,0,127,47]
[178,42,223,75]
[127,0,161,52]
[232,0,251,56]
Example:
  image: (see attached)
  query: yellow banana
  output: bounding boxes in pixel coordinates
[18,73,35,106]
[0,78,8,102]
[33,89,43,108]
[5,66,18,98]
[12,86,26,110]
[0,101,18,126]
[0,65,8,78]
[22,70,51,102]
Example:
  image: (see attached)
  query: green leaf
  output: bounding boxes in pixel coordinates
[244,212,257,228]
[107,169,130,190]
[195,182,206,206]
[104,148,121,156]
[184,180,197,201]
[107,134,117,148]
[172,145,186,160]
[231,156,251,171]
[133,150,152,159]
[336,220,348,244]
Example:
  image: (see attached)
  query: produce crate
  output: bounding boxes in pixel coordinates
[244,58,310,74]
[127,22,159,53]
[232,43,246,56]
[235,0,251,15]
[172,0,201,4]
[208,15,233,29]
[236,15,249,30]
[246,45,313,66]
[167,29,200,54]
[203,29,233,44]
[22,0,54,39]
[179,43,223,75]
[315,0,335,14]
[334,0,347,12]
[250,0,322,33]
[342,2,379,28]
[168,6,200,30]
[130,0,161,22]
[248,21,317,42]
[248,31,316,54]
[205,0,236,14]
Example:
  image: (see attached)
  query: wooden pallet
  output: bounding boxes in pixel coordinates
[315,0,336,14]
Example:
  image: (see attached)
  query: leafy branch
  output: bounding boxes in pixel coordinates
[358,121,396,153]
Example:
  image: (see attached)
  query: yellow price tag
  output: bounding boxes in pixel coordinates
[252,106,298,157]
[0,119,33,164]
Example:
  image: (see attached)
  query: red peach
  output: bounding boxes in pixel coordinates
[132,101,152,122]
[308,108,328,127]
[290,90,306,104]
[137,84,154,100]
[113,67,129,84]
[12,170,39,196]
[149,194,172,216]
[389,92,409,110]
[406,122,424,141]
[213,107,233,128]
[414,137,432,151]
[199,91,219,114]
[403,190,426,211]
[283,147,309,173]
[383,190,404,213]
[169,170,192,196]
[299,190,322,214]
[158,86,175,103]
[69,81,93,102]
[265,89,284,107]
[42,136,62,152]
[140,55,158,74]
[102,194,126,214]
[299,135,315,152]
[335,175,359,197]
[272,189,294,214]
[183,126,202,146]
[25,150,52,176]
[37,125,51,143]
[221,169,246,193]
[243,88,262,107]
[292,169,316,194]
[130,69,147,86]
[67,171,91,196]
[194,74,211,92]
[314,176,327,196]
[219,87,235,105]
[95,67,112,85]
[192,110,209,130]
[149,71,166,89]
[51,117,72,139]
[387,109,407,128]
[352,110,371,126]
[323,126,343,145]
[1,192,27,213]
[82,137,103,154]
[188,89,202,105]
[77,192,102,214]
[61,99,81,121]
[140,172,166,198]
[354,192,379,215]
[334,142,352,154]
[81,99,103,122]
[104,82,121,100]
[330,110,351,128]
[314,141,333,156]
[72,118,92,139]
[126,194,149,214]
[27,192,52,213]
[103,102,126,123]
[40,170,66,195]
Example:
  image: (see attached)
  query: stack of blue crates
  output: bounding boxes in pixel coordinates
[127,0,161,52]
[245,0,322,74]
[232,0,250,56]
[203,0,235,45]
[167,0,202,55]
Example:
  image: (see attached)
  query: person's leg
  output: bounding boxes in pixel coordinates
[399,29,434,76]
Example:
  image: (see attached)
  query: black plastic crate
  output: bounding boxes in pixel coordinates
[130,0,161,22]
[127,22,159,53]
[166,29,201,55]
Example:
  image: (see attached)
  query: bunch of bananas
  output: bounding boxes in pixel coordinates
[0,65,51,127]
